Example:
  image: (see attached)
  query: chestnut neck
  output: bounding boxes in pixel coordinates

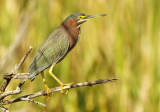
[62,18,81,50]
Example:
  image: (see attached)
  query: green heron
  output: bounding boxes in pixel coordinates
[28,13,106,94]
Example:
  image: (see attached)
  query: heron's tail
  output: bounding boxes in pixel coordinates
[28,75,35,81]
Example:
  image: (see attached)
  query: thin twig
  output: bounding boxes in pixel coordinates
[13,46,33,73]
[0,78,119,105]
[21,97,46,107]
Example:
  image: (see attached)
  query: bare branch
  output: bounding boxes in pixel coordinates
[0,80,25,100]
[3,73,29,79]
[13,73,29,79]
[0,105,10,112]
[0,47,32,93]
[1,78,119,106]
[0,46,120,109]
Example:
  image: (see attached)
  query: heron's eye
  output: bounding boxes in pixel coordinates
[78,16,85,19]
[78,16,82,19]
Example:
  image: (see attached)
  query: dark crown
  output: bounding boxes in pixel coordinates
[61,13,86,25]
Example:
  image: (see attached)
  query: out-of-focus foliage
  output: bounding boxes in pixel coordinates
[0,0,159,112]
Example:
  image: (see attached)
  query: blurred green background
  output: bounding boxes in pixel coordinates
[0,0,159,112]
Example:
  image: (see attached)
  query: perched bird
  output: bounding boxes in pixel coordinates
[28,13,106,94]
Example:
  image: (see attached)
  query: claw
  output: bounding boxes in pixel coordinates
[65,89,69,95]
[44,85,50,100]
[60,85,64,94]
[60,82,74,94]
[49,66,75,95]
[45,85,50,94]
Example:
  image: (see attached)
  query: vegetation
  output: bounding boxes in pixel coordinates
[0,0,159,112]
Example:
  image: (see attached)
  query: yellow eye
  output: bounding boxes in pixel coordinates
[78,16,83,19]
[78,16,85,19]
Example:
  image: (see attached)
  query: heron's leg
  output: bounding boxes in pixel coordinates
[49,65,74,94]
[41,71,50,96]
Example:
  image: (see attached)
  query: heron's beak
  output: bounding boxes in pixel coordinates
[84,14,107,20]
[77,14,106,24]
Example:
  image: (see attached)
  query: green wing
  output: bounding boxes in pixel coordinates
[28,28,69,81]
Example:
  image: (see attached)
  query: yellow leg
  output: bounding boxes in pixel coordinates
[49,65,74,94]
[41,71,50,97]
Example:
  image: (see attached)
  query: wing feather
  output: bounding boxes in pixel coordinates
[28,28,69,81]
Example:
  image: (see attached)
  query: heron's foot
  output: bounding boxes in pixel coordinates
[60,82,75,95]
[43,85,50,100]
